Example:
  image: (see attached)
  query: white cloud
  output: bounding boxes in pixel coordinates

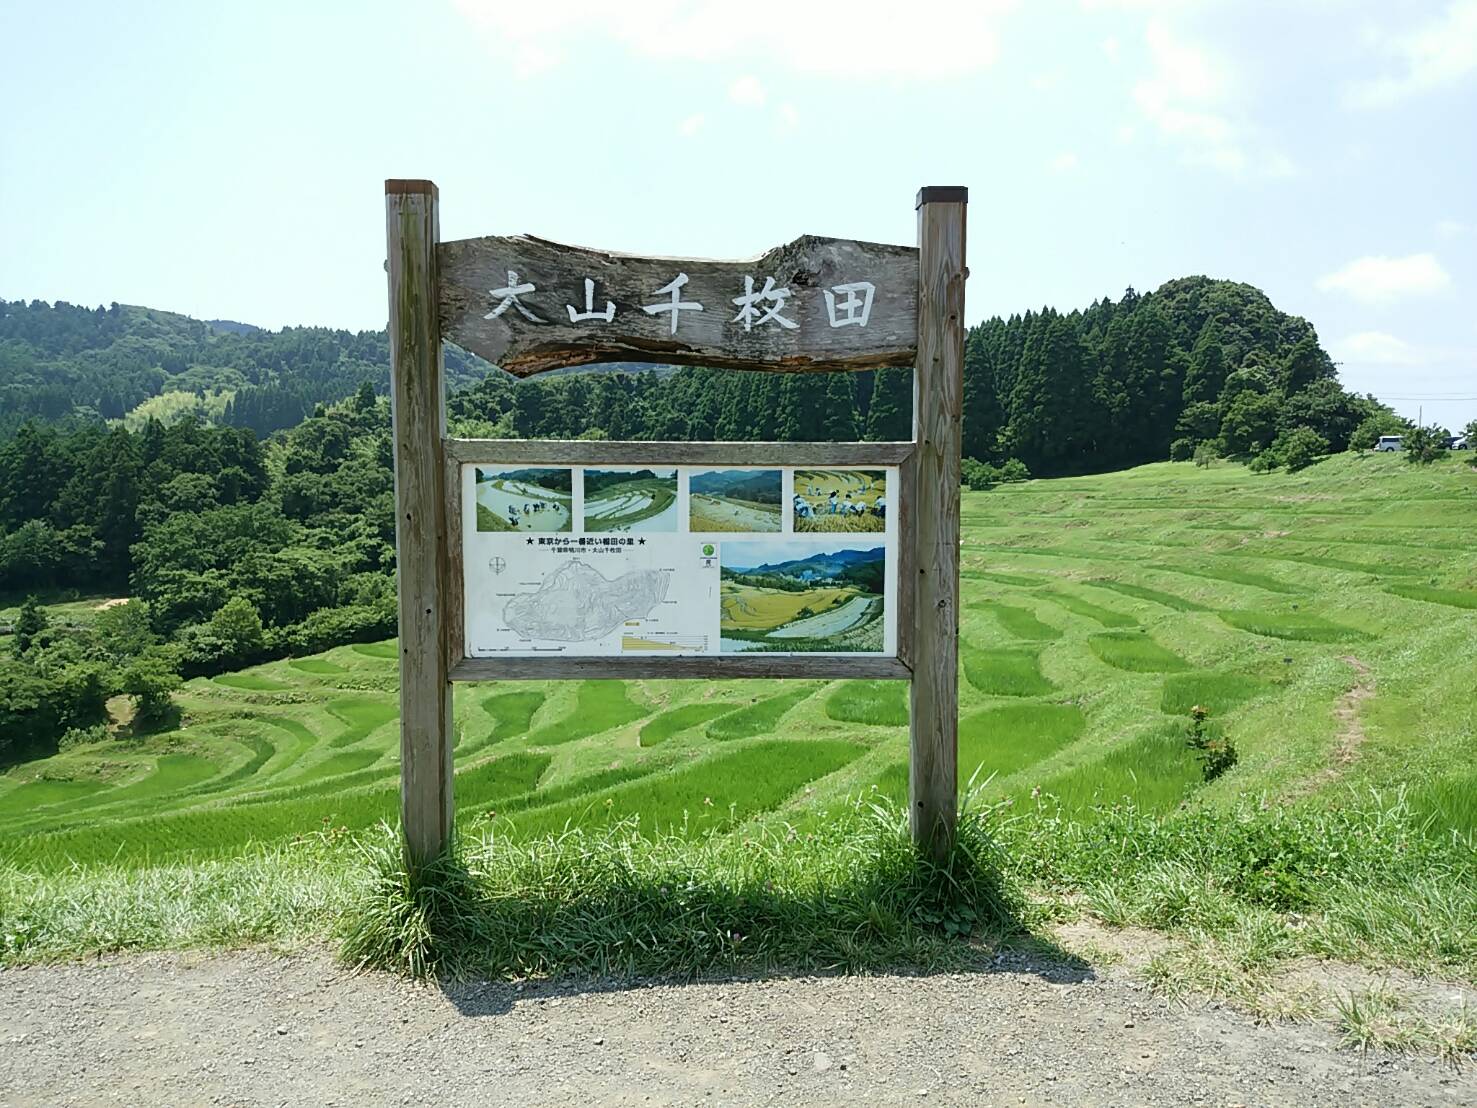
[451,0,1018,79]
[1437,219,1471,238]
[1102,35,1121,62]
[1050,151,1080,172]
[678,113,704,137]
[1331,331,1430,366]
[1347,1,1477,107]
[1128,17,1292,178]
[1316,253,1452,304]
[776,103,800,132]
[728,75,766,107]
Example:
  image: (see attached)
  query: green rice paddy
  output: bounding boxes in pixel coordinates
[3,452,1474,876]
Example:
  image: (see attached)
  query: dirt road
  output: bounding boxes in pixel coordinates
[2,945,1470,1107]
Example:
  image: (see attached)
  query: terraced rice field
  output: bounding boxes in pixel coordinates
[3,453,1474,872]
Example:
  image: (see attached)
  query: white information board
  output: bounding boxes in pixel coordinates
[461,464,899,658]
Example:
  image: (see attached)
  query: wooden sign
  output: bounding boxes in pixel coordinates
[440,234,919,376]
[385,179,966,870]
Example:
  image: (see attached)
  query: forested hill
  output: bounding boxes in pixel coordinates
[0,300,489,437]
[447,276,1387,475]
[4,277,1388,478]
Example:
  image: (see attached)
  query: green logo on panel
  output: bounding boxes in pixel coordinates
[702,544,715,556]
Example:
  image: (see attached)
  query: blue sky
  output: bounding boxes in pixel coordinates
[1,0,1473,429]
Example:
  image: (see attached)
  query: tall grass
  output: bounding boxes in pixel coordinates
[1217,610,1370,642]
[505,739,864,839]
[1088,631,1190,673]
[976,601,1062,641]
[824,681,908,726]
[528,681,649,745]
[1083,580,1211,612]
[705,687,817,740]
[1386,583,1477,610]
[338,802,1021,980]
[1044,591,1139,628]
[1160,672,1270,715]
[961,645,1055,696]
[1027,719,1201,816]
[638,702,737,747]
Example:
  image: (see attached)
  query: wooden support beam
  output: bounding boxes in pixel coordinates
[386,179,454,869]
[908,186,967,864]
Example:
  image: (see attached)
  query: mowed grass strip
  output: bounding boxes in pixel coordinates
[1386,583,1477,610]
[1218,610,1371,642]
[706,687,817,740]
[1149,562,1300,595]
[961,569,1043,587]
[1160,671,1272,716]
[3,752,551,870]
[505,739,864,839]
[961,645,1055,697]
[1043,591,1139,628]
[976,601,1062,641]
[824,681,907,727]
[529,681,650,745]
[639,703,738,747]
[1088,631,1190,673]
[1081,579,1212,612]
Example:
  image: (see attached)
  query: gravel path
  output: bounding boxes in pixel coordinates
[1,946,1471,1107]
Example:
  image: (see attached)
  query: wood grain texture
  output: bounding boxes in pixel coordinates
[443,447,466,680]
[908,189,966,864]
[386,180,455,868]
[895,449,919,672]
[439,234,918,376]
[446,438,914,467]
[450,656,910,682]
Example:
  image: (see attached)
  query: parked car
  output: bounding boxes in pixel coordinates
[1374,435,1404,452]
[1455,435,1470,450]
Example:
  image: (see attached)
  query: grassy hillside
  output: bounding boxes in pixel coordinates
[3,451,1472,874]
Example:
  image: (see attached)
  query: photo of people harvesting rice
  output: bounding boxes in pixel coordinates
[475,467,572,532]
[792,469,886,533]
[688,469,782,532]
[720,541,885,653]
[583,468,678,532]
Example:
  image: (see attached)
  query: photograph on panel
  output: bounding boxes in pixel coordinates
[583,467,679,532]
[719,540,885,653]
[688,468,783,532]
[474,466,573,532]
[792,469,886,532]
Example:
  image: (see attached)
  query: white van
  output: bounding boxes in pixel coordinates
[1374,435,1403,452]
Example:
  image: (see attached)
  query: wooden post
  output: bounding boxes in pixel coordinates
[909,186,967,864]
[385,179,454,868]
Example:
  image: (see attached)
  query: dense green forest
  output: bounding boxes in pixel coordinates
[1,277,1415,764]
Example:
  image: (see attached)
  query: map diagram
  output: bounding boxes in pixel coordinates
[501,560,671,643]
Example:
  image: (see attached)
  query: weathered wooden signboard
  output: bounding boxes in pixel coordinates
[385,180,966,869]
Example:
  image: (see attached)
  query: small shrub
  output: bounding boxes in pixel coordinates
[1247,451,1278,474]
[1168,437,1195,462]
[1274,426,1328,472]
[961,457,998,491]
[57,723,110,751]
[999,458,1031,482]
[1184,705,1237,782]
[1193,442,1219,468]
[1403,425,1450,466]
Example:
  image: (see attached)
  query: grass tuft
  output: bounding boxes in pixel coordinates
[337,802,1024,981]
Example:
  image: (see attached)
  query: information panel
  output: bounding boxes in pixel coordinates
[461,463,899,658]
